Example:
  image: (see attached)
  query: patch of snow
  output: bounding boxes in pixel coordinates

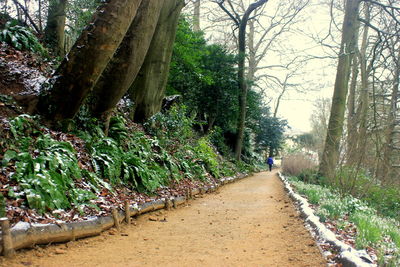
[12,221,30,231]
[278,172,376,267]
[0,53,48,95]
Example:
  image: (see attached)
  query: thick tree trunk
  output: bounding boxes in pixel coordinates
[319,0,360,178]
[129,0,185,123]
[90,0,163,128]
[44,0,67,56]
[38,0,142,122]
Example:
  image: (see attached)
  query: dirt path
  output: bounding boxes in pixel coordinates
[2,171,326,267]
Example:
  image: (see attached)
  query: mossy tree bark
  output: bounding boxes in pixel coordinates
[129,0,185,123]
[90,0,163,129]
[38,0,142,122]
[44,0,67,56]
[319,0,360,178]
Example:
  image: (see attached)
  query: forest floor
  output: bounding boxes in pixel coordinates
[1,171,326,267]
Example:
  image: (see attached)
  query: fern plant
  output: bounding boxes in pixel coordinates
[3,115,97,213]
[4,135,95,212]
[0,21,47,55]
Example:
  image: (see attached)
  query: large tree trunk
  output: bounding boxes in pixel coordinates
[44,0,67,56]
[129,0,185,123]
[38,0,142,122]
[90,0,163,129]
[319,0,360,178]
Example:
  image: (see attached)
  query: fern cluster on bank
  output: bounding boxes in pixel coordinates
[0,21,47,55]
[1,108,258,214]
[2,115,96,213]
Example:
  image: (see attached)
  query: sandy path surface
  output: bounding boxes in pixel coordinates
[2,171,326,267]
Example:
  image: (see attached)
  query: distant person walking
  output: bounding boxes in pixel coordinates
[267,156,274,172]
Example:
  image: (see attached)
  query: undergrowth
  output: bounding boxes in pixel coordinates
[289,177,400,266]
[2,115,97,213]
[0,21,47,55]
[1,107,259,215]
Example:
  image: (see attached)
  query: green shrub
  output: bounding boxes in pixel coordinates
[3,115,96,213]
[83,123,175,192]
[193,137,220,178]
[145,105,195,149]
[363,185,400,220]
[0,21,47,55]
[209,126,232,156]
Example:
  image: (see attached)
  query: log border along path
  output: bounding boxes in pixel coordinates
[2,171,326,267]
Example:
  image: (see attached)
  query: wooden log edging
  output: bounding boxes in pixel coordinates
[0,172,250,256]
[278,172,375,267]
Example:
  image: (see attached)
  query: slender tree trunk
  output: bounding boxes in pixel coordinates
[247,19,256,82]
[12,0,40,33]
[234,0,269,161]
[90,0,163,130]
[378,48,400,183]
[206,116,216,134]
[193,0,200,31]
[129,0,185,123]
[38,0,43,32]
[353,4,370,162]
[37,0,142,123]
[319,0,360,178]
[346,55,359,162]
[234,17,249,160]
[44,0,67,56]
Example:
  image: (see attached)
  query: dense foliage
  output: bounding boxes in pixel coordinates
[0,21,46,55]
[0,109,259,214]
[168,17,287,159]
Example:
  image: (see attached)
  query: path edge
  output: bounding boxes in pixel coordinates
[278,172,376,267]
[0,172,253,256]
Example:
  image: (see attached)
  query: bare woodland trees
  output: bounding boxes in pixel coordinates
[319,0,360,178]
[318,0,400,184]
[214,0,269,160]
[200,0,308,160]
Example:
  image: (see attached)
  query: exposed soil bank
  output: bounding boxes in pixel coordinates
[1,171,326,267]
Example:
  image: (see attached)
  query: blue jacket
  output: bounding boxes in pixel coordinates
[267,157,274,165]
